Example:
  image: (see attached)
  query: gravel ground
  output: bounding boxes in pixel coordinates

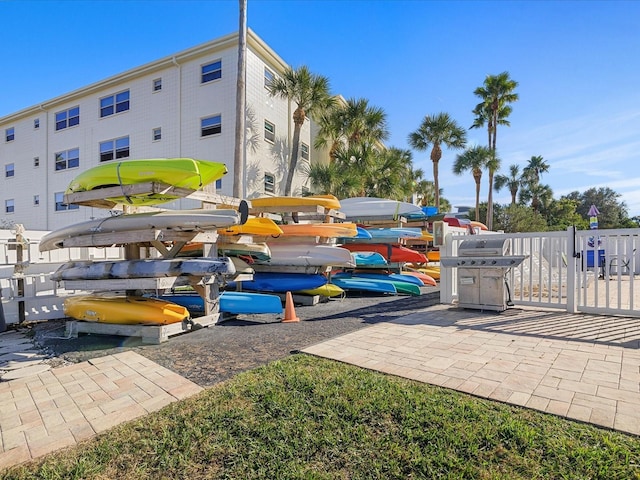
[32,288,440,387]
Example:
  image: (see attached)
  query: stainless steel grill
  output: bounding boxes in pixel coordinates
[441,238,527,312]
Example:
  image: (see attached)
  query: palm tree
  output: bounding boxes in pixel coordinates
[494,164,521,206]
[453,146,492,221]
[408,113,467,211]
[485,150,501,230]
[471,71,518,151]
[523,155,549,185]
[314,97,389,163]
[267,66,334,195]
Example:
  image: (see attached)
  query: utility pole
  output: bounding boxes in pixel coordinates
[233,0,247,199]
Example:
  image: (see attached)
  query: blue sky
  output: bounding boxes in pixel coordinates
[2,0,639,216]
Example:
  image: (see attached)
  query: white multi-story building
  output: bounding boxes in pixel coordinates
[0,29,316,231]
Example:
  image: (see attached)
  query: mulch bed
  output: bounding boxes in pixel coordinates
[32,289,440,387]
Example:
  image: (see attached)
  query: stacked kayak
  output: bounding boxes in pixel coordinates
[64,295,190,325]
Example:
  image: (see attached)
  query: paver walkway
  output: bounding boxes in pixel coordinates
[0,351,202,470]
[303,305,640,436]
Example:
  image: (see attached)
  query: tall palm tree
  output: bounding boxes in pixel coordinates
[453,146,492,221]
[494,164,521,205]
[471,71,519,152]
[267,66,334,195]
[408,112,467,211]
[485,150,501,230]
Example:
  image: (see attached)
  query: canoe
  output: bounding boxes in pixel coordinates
[339,197,425,220]
[51,257,236,281]
[330,277,397,295]
[65,158,228,206]
[251,194,341,210]
[296,283,345,297]
[333,271,425,287]
[351,251,388,267]
[39,208,241,251]
[259,244,355,267]
[342,243,427,264]
[63,295,189,325]
[159,292,283,315]
[273,222,358,238]
[218,217,283,236]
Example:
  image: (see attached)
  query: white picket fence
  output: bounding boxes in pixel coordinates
[441,226,640,317]
[1,228,122,325]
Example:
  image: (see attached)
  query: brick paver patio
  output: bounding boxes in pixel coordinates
[303,304,640,436]
[0,351,202,470]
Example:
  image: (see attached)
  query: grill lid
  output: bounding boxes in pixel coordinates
[457,238,510,257]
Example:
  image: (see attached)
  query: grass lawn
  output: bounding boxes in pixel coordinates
[2,354,639,479]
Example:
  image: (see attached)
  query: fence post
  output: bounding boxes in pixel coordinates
[440,233,454,304]
[566,226,577,313]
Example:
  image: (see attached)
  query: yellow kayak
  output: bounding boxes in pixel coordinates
[63,295,189,325]
[218,217,283,236]
[297,283,345,297]
[251,194,341,210]
[427,250,440,262]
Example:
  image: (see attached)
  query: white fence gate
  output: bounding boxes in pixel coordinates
[441,227,640,318]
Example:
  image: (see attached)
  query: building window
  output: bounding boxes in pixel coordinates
[34,195,40,206]
[264,173,275,194]
[5,163,14,178]
[5,199,14,214]
[100,136,130,162]
[264,68,274,88]
[5,127,14,142]
[264,120,275,143]
[301,142,309,160]
[201,60,222,83]
[153,78,162,91]
[215,178,222,190]
[55,192,79,211]
[201,115,221,137]
[100,90,130,117]
[34,118,40,129]
[55,106,80,131]
[152,128,162,141]
[55,148,80,171]
[34,157,40,167]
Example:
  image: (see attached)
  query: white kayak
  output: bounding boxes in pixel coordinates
[339,197,425,220]
[39,208,241,251]
[51,257,236,281]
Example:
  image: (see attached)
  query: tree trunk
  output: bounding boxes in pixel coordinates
[433,159,440,211]
[487,172,494,230]
[285,110,304,195]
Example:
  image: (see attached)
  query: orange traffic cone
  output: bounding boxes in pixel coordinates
[282,291,300,323]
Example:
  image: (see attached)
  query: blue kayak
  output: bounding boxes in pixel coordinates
[161,291,283,315]
[351,251,388,267]
[334,271,425,287]
[330,277,397,295]
[227,272,327,293]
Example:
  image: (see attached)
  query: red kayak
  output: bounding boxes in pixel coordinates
[342,243,427,264]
